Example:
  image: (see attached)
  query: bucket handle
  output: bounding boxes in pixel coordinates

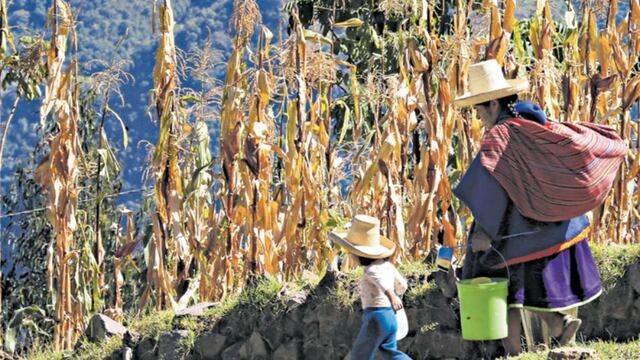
[440,244,511,283]
[488,246,511,283]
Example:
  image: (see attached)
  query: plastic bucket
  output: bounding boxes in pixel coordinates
[457,277,508,340]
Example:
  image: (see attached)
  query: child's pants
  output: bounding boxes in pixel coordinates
[351,307,412,360]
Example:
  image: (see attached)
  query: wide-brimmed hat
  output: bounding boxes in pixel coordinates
[453,59,528,107]
[328,215,396,259]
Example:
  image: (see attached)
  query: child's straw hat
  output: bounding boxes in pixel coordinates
[328,215,395,259]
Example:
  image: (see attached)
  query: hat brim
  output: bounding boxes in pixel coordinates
[453,79,529,107]
[328,229,396,259]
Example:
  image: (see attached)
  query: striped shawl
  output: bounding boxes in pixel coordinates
[479,118,627,222]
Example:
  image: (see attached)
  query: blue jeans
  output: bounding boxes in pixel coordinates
[351,307,412,360]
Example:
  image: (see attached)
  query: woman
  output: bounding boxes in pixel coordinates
[452,60,626,355]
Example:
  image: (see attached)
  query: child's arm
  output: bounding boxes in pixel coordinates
[394,266,408,295]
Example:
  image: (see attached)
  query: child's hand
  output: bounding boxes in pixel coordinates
[390,294,403,312]
[385,289,403,312]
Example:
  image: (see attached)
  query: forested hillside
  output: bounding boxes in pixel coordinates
[3,0,286,196]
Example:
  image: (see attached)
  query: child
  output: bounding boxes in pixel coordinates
[329,215,412,360]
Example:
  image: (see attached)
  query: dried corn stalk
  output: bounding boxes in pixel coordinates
[37,0,81,350]
[142,0,186,311]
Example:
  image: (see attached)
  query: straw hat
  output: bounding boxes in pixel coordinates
[453,59,528,107]
[328,215,396,259]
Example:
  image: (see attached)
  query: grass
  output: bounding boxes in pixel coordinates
[176,316,205,354]
[327,267,362,311]
[587,339,640,359]
[501,338,640,359]
[24,347,65,360]
[590,243,640,291]
[399,259,436,278]
[236,275,283,310]
[403,279,438,307]
[418,322,439,334]
[202,296,240,319]
[26,337,123,360]
[73,337,124,360]
[127,309,175,341]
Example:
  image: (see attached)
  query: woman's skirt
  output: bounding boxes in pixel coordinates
[461,240,602,311]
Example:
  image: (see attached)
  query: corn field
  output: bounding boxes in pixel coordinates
[1,0,640,352]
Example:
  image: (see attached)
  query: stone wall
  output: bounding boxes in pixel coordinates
[99,255,640,360]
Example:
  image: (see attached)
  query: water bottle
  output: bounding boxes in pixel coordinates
[436,246,454,271]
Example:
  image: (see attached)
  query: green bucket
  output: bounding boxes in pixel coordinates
[457,277,508,340]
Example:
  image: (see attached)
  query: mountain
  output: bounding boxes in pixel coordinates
[2,0,286,209]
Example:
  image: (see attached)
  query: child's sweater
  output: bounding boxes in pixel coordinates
[360,260,408,309]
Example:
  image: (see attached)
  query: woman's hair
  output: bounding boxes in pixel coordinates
[357,256,388,266]
[476,94,519,113]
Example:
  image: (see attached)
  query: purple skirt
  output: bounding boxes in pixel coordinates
[462,240,602,310]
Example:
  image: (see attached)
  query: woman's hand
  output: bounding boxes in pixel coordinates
[385,289,403,312]
[472,227,492,253]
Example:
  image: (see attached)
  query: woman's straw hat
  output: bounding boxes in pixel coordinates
[453,59,528,107]
[328,215,396,259]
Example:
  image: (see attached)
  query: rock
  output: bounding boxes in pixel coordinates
[303,340,336,360]
[221,341,243,359]
[85,314,129,342]
[105,348,122,360]
[135,336,156,360]
[634,297,640,312]
[627,263,640,294]
[175,302,219,317]
[122,347,133,360]
[123,330,141,348]
[303,305,319,325]
[548,347,596,359]
[194,332,227,360]
[220,331,269,360]
[431,269,458,298]
[260,318,283,350]
[313,270,343,297]
[315,302,359,356]
[238,331,268,359]
[602,284,635,320]
[282,309,305,339]
[273,341,301,360]
[280,284,309,307]
[409,328,465,359]
[157,330,190,359]
[405,305,457,333]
